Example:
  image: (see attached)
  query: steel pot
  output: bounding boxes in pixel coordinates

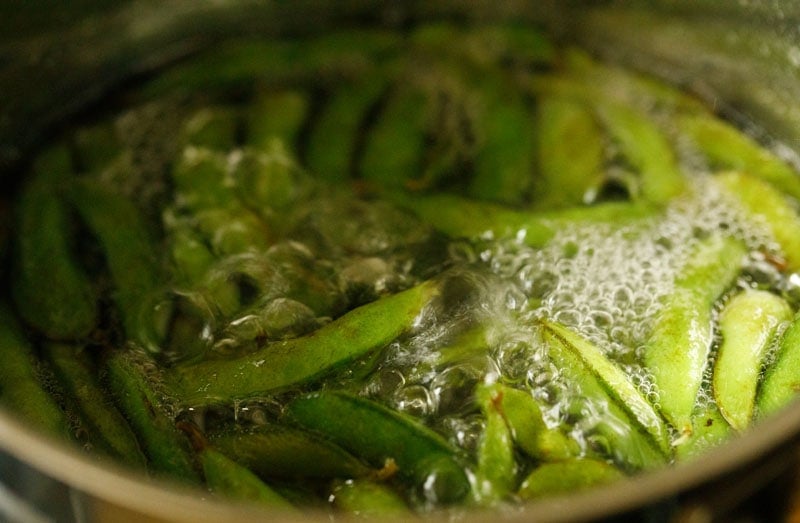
[2,2,800,521]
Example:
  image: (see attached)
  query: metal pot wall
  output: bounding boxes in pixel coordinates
[3,2,800,521]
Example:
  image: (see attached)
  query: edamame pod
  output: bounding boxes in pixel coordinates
[105,349,200,483]
[716,171,800,272]
[171,147,237,212]
[674,401,731,461]
[177,421,296,510]
[713,289,792,431]
[43,342,146,467]
[67,178,162,342]
[180,107,240,151]
[645,235,746,434]
[468,75,536,205]
[330,478,411,517]
[481,383,578,462]
[209,425,374,480]
[533,95,605,210]
[517,458,624,499]
[758,310,800,418]
[285,391,470,506]
[0,305,68,439]
[474,383,517,504]
[593,99,686,205]
[561,47,708,115]
[678,113,800,201]
[393,192,654,248]
[11,145,98,340]
[541,323,667,470]
[245,89,309,152]
[305,75,388,183]
[542,321,670,455]
[140,30,400,98]
[172,279,439,404]
[359,84,428,191]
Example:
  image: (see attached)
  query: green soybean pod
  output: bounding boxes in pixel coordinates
[533,95,606,210]
[542,321,670,455]
[468,75,536,205]
[306,74,389,184]
[105,349,200,483]
[285,391,470,506]
[473,383,517,504]
[678,113,800,201]
[392,192,655,248]
[67,178,162,343]
[716,170,800,272]
[758,310,800,418]
[644,235,746,435]
[180,106,240,151]
[517,458,624,500]
[674,402,731,461]
[330,479,411,517]
[11,145,98,340]
[713,289,792,432]
[359,84,428,191]
[540,325,667,471]
[171,147,238,212]
[177,421,296,510]
[42,342,146,467]
[245,89,310,152]
[482,383,578,462]
[208,425,374,480]
[593,98,686,205]
[561,47,708,115]
[139,29,400,99]
[0,305,68,439]
[172,279,439,404]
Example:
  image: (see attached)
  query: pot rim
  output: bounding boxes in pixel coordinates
[2,397,799,522]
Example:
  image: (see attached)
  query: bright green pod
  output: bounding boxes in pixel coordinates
[560,47,708,115]
[208,424,374,481]
[359,84,429,191]
[542,321,670,455]
[139,29,400,98]
[533,95,605,210]
[758,310,800,418]
[171,147,238,212]
[644,235,746,435]
[330,479,410,517]
[245,89,309,152]
[473,383,517,504]
[285,391,470,506]
[517,458,624,500]
[716,170,800,272]
[43,343,147,467]
[468,75,535,205]
[713,289,792,432]
[482,383,578,462]
[172,279,439,404]
[306,75,388,183]
[541,324,668,471]
[678,113,800,201]
[178,422,296,510]
[67,178,162,343]
[180,106,240,151]
[674,401,732,461]
[593,99,686,205]
[11,145,98,340]
[105,349,200,483]
[392,192,654,248]
[0,305,69,439]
